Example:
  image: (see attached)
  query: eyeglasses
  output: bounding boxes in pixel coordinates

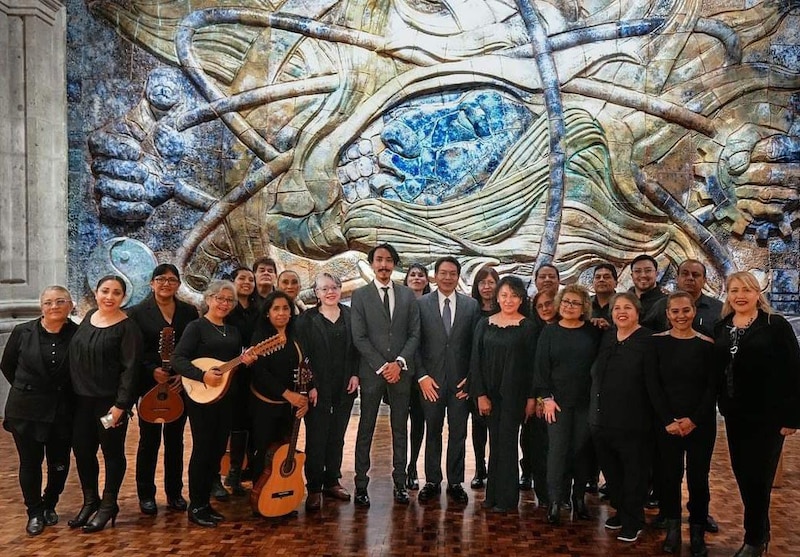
[535,301,554,310]
[154,277,180,285]
[42,299,70,308]
[316,285,341,294]
[213,295,236,305]
[560,299,583,308]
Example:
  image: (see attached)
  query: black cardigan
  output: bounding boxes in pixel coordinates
[1,318,78,424]
[714,310,800,428]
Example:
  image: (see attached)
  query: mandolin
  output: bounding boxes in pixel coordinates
[182,333,286,404]
[251,359,312,518]
[138,327,184,424]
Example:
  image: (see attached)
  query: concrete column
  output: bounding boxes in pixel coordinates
[0,0,67,412]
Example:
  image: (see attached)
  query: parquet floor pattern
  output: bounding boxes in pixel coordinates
[1,414,798,556]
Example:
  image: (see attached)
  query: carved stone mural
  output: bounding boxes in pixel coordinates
[67,0,800,312]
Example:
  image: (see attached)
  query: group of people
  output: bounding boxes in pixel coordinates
[2,246,799,557]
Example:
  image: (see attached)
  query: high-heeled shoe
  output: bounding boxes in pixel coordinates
[68,496,100,529]
[733,543,766,557]
[82,502,119,533]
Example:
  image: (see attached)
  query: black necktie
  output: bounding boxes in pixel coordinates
[443,297,452,336]
[382,287,390,318]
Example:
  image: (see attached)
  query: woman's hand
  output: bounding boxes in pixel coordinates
[153,367,170,383]
[780,427,797,436]
[285,390,309,417]
[167,374,183,393]
[477,395,492,416]
[346,376,359,394]
[543,398,561,424]
[109,406,125,428]
[676,417,696,436]
[203,368,224,387]
[241,348,257,366]
[308,388,318,407]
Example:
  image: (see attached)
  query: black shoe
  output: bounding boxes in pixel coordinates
[646,490,659,509]
[470,476,486,489]
[405,469,419,490]
[305,491,322,511]
[519,475,533,491]
[604,514,622,530]
[652,513,668,529]
[354,489,370,508]
[206,505,225,522]
[617,528,643,542]
[447,484,469,504]
[211,478,230,501]
[598,482,609,500]
[733,543,766,557]
[546,502,560,525]
[68,500,100,529]
[139,498,158,515]
[689,523,708,557]
[393,483,410,504]
[43,508,58,526]
[418,482,441,502]
[26,515,45,536]
[167,495,188,512]
[572,497,591,520]
[82,502,119,533]
[561,500,572,511]
[705,514,719,533]
[188,506,217,528]
[662,518,682,553]
[585,480,599,494]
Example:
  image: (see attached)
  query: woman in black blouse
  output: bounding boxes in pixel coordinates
[590,292,654,544]
[468,266,499,489]
[172,280,255,527]
[1,286,78,536]
[714,271,800,557]
[68,275,143,532]
[469,276,539,512]
[650,291,716,556]
[535,284,600,525]
[128,264,198,515]
[296,273,359,510]
[249,290,311,516]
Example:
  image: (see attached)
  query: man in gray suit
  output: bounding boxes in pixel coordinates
[351,243,421,507]
[416,257,480,505]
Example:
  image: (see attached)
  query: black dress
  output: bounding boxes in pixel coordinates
[172,318,242,512]
[127,295,198,503]
[1,318,78,518]
[68,312,142,501]
[714,310,800,546]
[650,333,716,525]
[469,318,539,510]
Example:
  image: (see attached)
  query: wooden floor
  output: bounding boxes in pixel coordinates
[1,413,798,556]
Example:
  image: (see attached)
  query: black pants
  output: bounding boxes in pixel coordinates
[486,396,524,510]
[304,395,354,492]
[185,396,231,508]
[12,429,71,517]
[72,396,128,498]
[547,406,590,504]
[250,398,294,481]
[421,385,469,485]
[656,421,715,523]
[725,416,784,546]
[135,412,187,500]
[408,383,425,476]
[520,415,549,502]
[592,426,651,533]
[354,372,410,489]
[471,406,488,476]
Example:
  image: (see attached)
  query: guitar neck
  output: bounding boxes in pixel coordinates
[217,355,243,374]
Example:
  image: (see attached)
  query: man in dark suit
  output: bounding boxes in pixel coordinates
[351,243,421,507]
[415,257,480,504]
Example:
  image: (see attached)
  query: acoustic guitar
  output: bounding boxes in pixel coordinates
[251,359,312,517]
[182,333,286,404]
[138,327,184,424]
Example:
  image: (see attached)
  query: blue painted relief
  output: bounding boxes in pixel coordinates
[66,0,800,311]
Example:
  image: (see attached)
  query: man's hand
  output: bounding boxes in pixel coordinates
[419,376,439,402]
[455,378,469,400]
[381,361,402,384]
[477,395,492,416]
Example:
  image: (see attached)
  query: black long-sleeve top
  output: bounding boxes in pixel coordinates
[127,295,199,395]
[643,293,722,338]
[226,297,260,347]
[68,311,142,410]
[714,310,800,428]
[589,326,656,432]
[296,305,358,406]
[1,318,79,437]
[250,327,301,402]
[171,318,243,383]
[649,333,716,428]
[469,318,540,404]
[533,321,601,408]
[629,286,666,318]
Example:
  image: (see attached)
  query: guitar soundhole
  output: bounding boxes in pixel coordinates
[281,459,296,477]
[157,392,168,401]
